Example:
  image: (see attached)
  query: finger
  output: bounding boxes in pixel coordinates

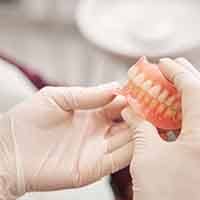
[99,96,127,121]
[159,58,199,92]
[159,58,200,131]
[106,123,133,153]
[122,106,162,147]
[40,82,119,111]
[102,141,134,176]
[175,57,200,80]
[121,106,144,130]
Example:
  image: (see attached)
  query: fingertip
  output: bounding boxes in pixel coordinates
[159,57,175,82]
[175,57,193,69]
[121,106,142,129]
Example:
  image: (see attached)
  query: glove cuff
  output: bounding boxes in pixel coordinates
[0,115,26,199]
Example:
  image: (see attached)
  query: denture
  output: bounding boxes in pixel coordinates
[118,57,181,140]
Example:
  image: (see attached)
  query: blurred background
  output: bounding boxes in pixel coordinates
[0,0,129,87]
[0,0,200,200]
[1,0,200,87]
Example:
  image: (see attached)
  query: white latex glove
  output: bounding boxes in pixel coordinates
[0,82,134,199]
[122,58,200,200]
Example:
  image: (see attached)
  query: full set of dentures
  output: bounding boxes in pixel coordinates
[119,57,182,133]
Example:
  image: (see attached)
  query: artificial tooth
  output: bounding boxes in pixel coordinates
[164,108,176,118]
[141,80,153,91]
[148,85,162,98]
[143,95,152,105]
[130,86,140,96]
[156,103,166,114]
[165,96,175,106]
[158,90,169,103]
[133,73,145,85]
[137,90,146,100]
[128,67,139,80]
[149,99,158,109]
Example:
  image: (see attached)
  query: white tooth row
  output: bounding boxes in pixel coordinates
[158,90,169,103]
[148,86,175,106]
[141,80,153,90]
[129,69,176,106]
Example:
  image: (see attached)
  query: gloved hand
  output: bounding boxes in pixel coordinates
[122,58,200,200]
[0,82,134,199]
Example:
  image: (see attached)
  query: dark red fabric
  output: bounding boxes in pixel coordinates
[0,52,60,89]
[111,167,132,200]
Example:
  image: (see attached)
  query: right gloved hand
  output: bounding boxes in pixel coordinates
[0,82,134,199]
[122,58,200,200]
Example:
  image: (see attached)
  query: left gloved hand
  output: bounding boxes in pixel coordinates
[0,82,134,199]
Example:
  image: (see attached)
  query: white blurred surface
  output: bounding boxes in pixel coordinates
[19,177,114,200]
[0,16,128,87]
[77,0,200,58]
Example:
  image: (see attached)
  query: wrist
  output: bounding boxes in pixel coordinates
[0,114,25,199]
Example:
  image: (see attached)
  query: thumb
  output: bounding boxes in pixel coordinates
[121,106,163,151]
[159,58,200,132]
[40,82,119,111]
